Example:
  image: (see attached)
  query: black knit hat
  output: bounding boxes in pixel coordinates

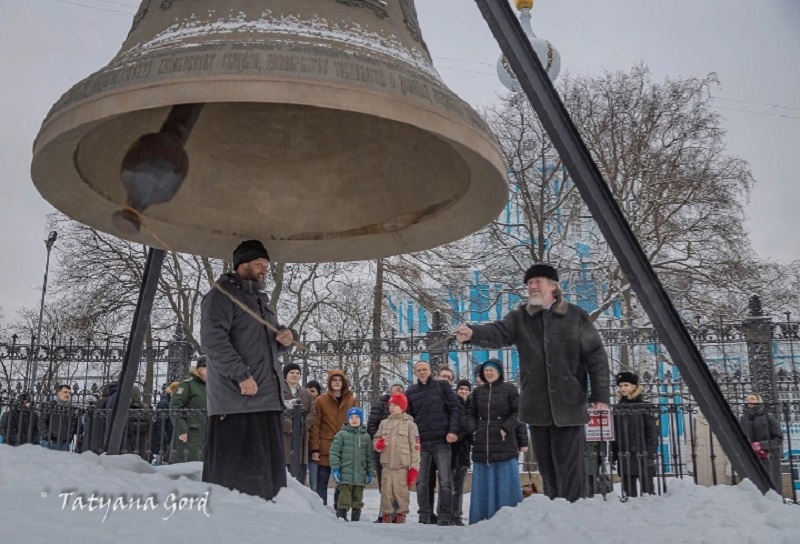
[233,239,270,269]
[306,380,323,394]
[283,362,302,379]
[615,371,639,386]
[456,379,472,390]
[196,356,208,368]
[523,263,559,284]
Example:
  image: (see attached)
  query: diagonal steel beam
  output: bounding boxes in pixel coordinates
[106,248,165,455]
[473,0,773,493]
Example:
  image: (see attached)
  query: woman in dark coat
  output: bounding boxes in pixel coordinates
[739,392,783,492]
[611,372,659,498]
[467,359,526,524]
[0,393,39,445]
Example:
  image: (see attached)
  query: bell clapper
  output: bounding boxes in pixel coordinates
[113,103,205,234]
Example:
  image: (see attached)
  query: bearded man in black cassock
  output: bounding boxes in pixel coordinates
[200,239,298,501]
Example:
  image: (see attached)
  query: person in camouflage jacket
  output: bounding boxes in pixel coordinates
[169,358,208,463]
[373,392,420,524]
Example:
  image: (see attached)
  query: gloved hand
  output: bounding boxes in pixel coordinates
[751,442,768,459]
[374,437,386,452]
[367,474,374,485]
[407,467,419,487]
[332,468,342,483]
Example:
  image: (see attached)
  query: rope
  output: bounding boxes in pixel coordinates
[122,206,309,352]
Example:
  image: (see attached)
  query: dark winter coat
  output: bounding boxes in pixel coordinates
[740,403,783,489]
[610,388,658,476]
[309,369,358,467]
[169,368,208,463]
[451,395,473,468]
[127,388,151,459]
[200,272,297,416]
[468,377,523,464]
[0,394,39,445]
[282,382,316,466]
[740,404,783,455]
[406,378,461,449]
[85,382,117,453]
[151,393,173,455]
[329,423,375,486]
[467,297,610,427]
[38,399,77,445]
[367,393,391,438]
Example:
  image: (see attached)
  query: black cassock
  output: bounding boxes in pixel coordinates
[203,411,287,501]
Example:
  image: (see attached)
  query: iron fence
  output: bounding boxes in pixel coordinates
[1,392,797,503]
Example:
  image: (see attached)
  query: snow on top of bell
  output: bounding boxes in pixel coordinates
[497,1,561,91]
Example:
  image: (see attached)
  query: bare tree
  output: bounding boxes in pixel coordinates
[478,65,757,326]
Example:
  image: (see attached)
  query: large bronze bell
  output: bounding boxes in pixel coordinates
[31,0,507,262]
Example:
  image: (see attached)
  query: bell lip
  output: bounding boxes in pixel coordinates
[32,77,508,262]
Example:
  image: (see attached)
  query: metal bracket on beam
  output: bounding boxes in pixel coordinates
[473,0,773,493]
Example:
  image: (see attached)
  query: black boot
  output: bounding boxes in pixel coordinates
[336,508,349,521]
[351,509,361,522]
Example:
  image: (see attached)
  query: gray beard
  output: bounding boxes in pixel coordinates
[529,296,543,306]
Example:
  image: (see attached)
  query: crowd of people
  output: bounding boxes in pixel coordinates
[1,240,786,524]
[0,359,210,464]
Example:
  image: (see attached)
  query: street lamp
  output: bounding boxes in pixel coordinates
[30,230,57,395]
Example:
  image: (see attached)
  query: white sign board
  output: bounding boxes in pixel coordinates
[586,407,614,442]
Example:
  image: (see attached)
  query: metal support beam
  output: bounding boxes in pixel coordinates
[473,0,773,493]
[106,248,165,454]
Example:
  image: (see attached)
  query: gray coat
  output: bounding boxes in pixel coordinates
[200,272,296,416]
[468,297,610,427]
[282,383,316,465]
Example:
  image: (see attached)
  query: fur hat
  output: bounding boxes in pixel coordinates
[388,392,408,412]
[283,362,302,379]
[523,263,559,284]
[456,379,472,390]
[347,407,364,423]
[615,371,639,386]
[233,239,270,269]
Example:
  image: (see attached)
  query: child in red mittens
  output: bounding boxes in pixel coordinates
[373,392,420,523]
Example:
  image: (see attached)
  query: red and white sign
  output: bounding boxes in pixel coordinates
[586,408,614,441]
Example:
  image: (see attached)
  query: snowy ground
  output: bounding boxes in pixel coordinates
[0,444,797,544]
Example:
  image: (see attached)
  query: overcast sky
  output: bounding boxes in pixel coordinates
[2,0,799,323]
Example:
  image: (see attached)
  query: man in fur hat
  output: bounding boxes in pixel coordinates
[455,263,610,502]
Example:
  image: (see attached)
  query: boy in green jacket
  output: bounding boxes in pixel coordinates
[329,407,375,521]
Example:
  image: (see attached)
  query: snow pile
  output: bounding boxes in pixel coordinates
[0,444,797,543]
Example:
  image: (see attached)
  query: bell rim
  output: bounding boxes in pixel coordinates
[32,77,508,262]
